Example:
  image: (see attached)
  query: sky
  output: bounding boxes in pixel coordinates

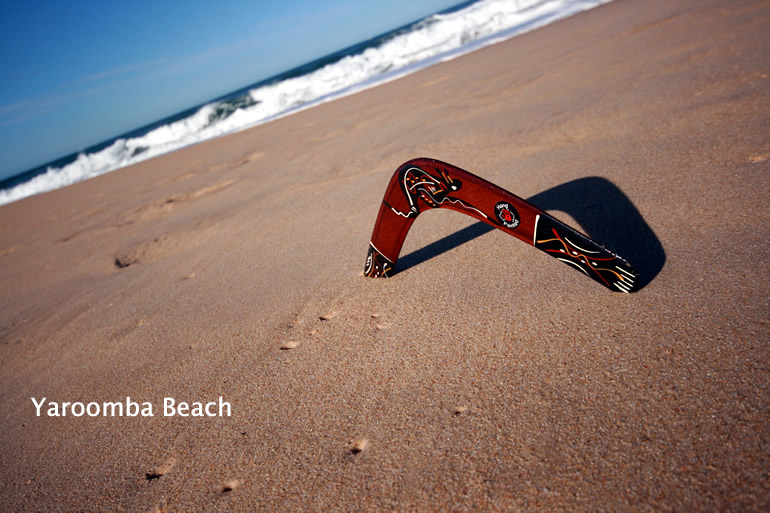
[0,0,460,181]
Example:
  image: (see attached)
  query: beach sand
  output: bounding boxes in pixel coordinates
[1,0,768,510]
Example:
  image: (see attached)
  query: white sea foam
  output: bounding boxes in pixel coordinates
[0,0,611,206]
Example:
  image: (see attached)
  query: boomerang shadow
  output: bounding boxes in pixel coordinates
[365,158,664,292]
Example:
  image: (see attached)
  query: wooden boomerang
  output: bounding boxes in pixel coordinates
[364,158,639,293]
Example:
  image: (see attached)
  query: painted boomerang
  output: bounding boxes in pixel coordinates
[364,158,639,292]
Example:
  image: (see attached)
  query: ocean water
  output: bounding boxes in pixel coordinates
[0,0,611,206]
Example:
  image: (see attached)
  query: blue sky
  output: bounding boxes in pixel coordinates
[0,0,459,180]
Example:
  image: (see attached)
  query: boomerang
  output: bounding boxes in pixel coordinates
[364,158,639,292]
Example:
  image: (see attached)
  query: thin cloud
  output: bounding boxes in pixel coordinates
[0,99,30,117]
[0,85,110,128]
[0,97,59,128]
[141,36,261,81]
[1,59,168,128]
[77,59,167,84]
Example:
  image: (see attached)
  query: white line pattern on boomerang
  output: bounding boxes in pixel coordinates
[391,206,413,218]
[440,196,488,219]
[369,241,392,263]
[401,167,423,210]
[557,258,590,276]
[616,266,635,279]
[394,167,488,219]
[564,236,601,254]
[410,180,436,189]
[614,282,630,293]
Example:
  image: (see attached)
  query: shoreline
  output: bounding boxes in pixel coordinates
[0,0,613,208]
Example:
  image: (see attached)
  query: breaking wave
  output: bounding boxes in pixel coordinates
[0,0,611,206]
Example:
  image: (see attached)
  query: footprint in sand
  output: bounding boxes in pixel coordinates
[240,150,263,166]
[148,501,170,513]
[370,313,389,330]
[319,311,338,321]
[114,234,173,269]
[114,219,220,269]
[220,479,241,493]
[129,179,236,224]
[349,438,369,454]
[279,340,299,350]
[145,458,176,482]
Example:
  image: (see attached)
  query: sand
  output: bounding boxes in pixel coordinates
[1,0,768,510]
